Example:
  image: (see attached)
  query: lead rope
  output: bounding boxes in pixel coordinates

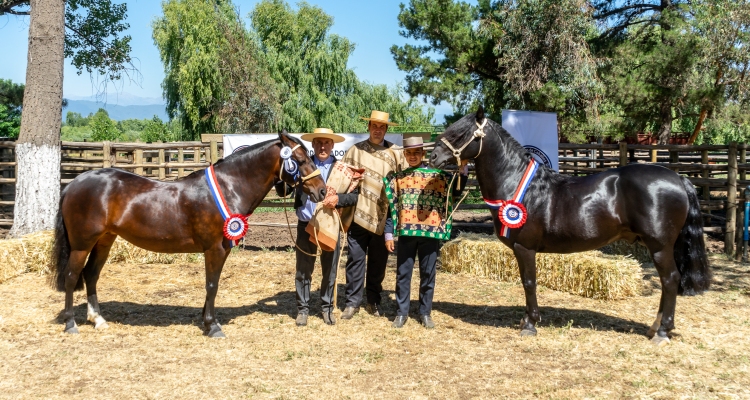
[440,119,487,225]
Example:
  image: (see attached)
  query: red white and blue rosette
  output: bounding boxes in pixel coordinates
[223,214,248,241]
[498,200,527,229]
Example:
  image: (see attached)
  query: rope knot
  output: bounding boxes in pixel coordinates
[474,119,487,138]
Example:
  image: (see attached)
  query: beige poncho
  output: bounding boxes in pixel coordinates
[340,140,407,235]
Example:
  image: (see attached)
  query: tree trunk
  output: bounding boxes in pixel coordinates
[655,100,673,145]
[8,0,65,238]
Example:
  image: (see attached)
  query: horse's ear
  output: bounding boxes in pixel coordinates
[277,130,288,146]
[476,105,485,124]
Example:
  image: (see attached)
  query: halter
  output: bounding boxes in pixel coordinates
[440,118,487,166]
[279,144,322,186]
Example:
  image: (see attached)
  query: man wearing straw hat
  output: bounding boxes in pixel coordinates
[275,128,359,327]
[339,110,408,319]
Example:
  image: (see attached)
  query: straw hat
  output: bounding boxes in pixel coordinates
[300,127,345,143]
[360,110,398,126]
[402,136,433,149]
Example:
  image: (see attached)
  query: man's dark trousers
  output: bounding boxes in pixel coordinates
[394,235,439,317]
[296,221,339,314]
[344,222,388,307]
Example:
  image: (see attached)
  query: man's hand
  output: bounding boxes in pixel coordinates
[385,240,395,252]
[322,194,338,209]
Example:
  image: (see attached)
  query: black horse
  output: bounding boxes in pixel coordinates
[50,132,326,338]
[430,107,711,345]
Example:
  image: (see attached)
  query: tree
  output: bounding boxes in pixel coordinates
[2,0,134,237]
[153,0,278,138]
[8,0,66,238]
[391,0,599,132]
[140,115,171,143]
[250,0,434,132]
[89,108,120,141]
[2,0,134,86]
[0,79,24,138]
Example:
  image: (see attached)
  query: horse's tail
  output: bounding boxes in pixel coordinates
[673,176,712,295]
[50,188,83,292]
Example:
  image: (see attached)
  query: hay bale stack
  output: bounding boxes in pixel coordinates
[440,233,643,300]
[599,240,652,264]
[0,231,203,285]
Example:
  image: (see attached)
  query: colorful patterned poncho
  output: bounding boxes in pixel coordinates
[384,167,454,240]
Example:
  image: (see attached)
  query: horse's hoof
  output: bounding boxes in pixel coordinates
[647,328,656,338]
[64,326,79,334]
[650,334,670,347]
[94,321,109,330]
[520,328,537,337]
[207,325,226,339]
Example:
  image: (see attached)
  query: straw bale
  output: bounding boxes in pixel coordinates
[0,231,203,285]
[440,233,642,300]
[599,240,652,264]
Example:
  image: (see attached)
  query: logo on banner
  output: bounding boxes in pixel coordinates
[524,145,552,169]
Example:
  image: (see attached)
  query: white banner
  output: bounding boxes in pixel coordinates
[501,110,559,172]
[223,134,403,158]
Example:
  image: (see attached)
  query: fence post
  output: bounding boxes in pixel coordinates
[725,142,738,255]
[178,148,184,178]
[701,149,710,225]
[134,149,143,176]
[618,142,627,167]
[210,140,219,165]
[158,147,166,180]
[741,146,747,182]
[102,141,111,168]
[737,191,745,261]
[650,144,657,163]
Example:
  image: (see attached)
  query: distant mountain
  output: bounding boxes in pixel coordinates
[63,100,169,122]
[65,92,165,106]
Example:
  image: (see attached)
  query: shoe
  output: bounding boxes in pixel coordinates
[322,309,336,325]
[341,306,359,320]
[365,303,381,317]
[392,315,408,328]
[295,312,308,327]
[420,314,435,329]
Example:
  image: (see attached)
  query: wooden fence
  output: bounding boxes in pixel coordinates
[0,137,748,254]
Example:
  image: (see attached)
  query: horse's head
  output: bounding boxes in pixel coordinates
[277,130,327,202]
[430,106,488,169]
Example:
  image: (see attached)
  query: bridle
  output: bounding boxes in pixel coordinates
[279,144,321,187]
[439,118,487,167]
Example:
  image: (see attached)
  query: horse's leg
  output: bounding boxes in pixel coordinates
[513,243,540,336]
[202,245,231,338]
[62,250,90,334]
[83,233,117,330]
[648,246,680,346]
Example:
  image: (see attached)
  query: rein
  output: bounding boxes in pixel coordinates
[440,119,488,221]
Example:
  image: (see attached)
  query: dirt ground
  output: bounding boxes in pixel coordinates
[0,238,749,398]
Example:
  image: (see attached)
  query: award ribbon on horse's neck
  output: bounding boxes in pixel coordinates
[205,165,250,248]
[484,158,539,238]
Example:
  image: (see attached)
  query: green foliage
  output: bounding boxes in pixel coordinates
[251,0,433,133]
[140,115,172,143]
[0,104,21,138]
[64,0,133,82]
[65,111,89,127]
[89,108,121,141]
[2,1,134,84]
[0,79,24,138]
[153,0,278,137]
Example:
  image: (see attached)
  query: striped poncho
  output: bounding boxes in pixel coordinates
[383,167,454,240]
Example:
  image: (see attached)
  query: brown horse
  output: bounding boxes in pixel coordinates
[50,132,326,338]
[430,108,711,345]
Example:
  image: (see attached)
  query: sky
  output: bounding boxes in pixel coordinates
[0,0,455,122]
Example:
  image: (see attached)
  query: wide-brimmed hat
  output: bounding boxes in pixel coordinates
[300,127,345,143]
[360,110,398,126]
[402,136,433,149]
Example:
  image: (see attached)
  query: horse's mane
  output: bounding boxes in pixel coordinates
[183,135,307,179]
[448,112,569,208]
